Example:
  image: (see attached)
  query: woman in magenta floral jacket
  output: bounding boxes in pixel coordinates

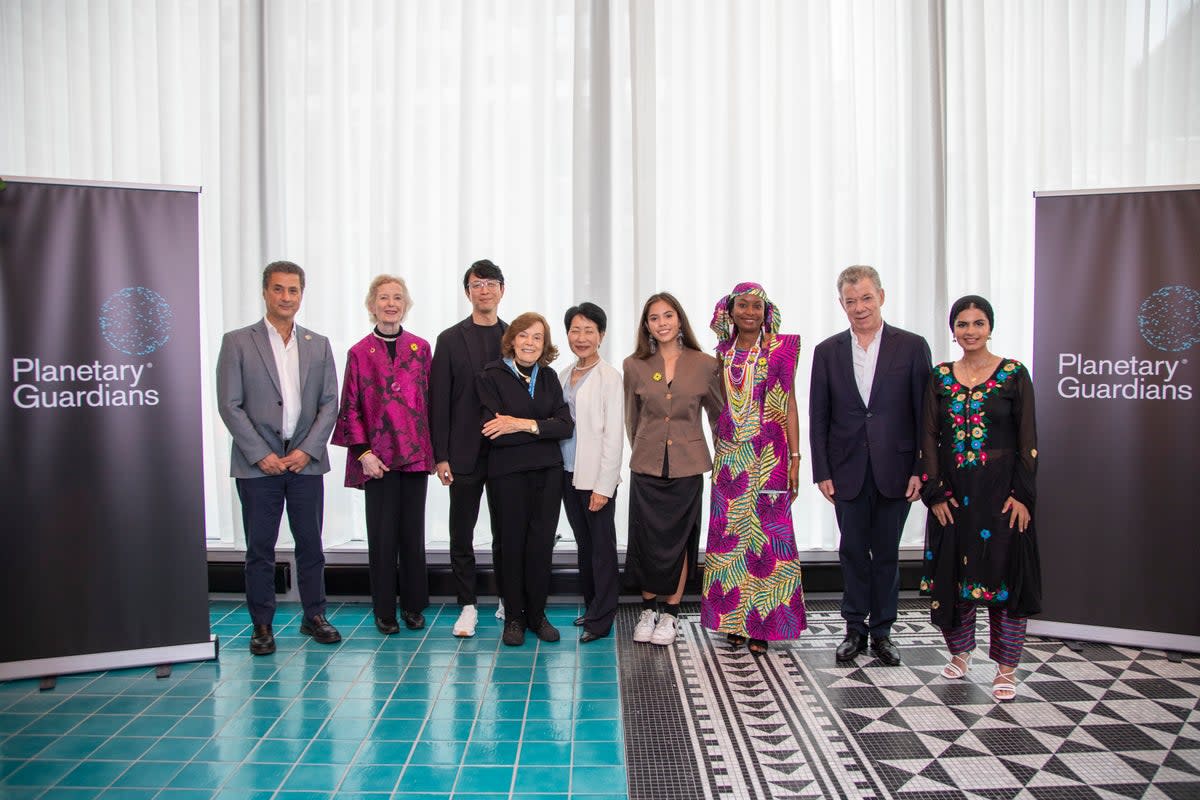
[333,275,435,635]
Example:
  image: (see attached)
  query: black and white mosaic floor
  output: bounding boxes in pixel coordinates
[617,599,1200,800]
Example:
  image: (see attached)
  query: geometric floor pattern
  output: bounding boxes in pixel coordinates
[619,599,1200,800]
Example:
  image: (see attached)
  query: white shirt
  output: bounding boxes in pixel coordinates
[850,321,884,408]
[265,318,301,440]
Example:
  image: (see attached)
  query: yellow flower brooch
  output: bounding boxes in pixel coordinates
[652,372,663,382]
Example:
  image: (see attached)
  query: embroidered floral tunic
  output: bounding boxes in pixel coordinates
[701,333,807,641]
[919,359,1042,629]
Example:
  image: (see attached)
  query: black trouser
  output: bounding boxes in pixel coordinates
[364,470,429,620]
[834,461,912,640]
[448,464,503,606]
[489,467,563,625]
[562,474,619,636]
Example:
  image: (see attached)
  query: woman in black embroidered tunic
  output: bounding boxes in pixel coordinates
[920,295,1041,702]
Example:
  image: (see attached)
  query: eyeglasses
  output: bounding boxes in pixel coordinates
[468,279,503,291]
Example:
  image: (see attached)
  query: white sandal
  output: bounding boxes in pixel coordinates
[992,668,1017,702]
[941,651,972,679]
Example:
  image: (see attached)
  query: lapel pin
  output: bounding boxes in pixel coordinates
[305,334,312,341]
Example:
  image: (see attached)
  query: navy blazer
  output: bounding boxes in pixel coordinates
[430,316,508,474]
[808,323,931,500]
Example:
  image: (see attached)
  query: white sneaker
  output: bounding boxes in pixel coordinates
[650,613,678,646]
[453,604,478,638]
[632,609,657,643]
[495,599,505,621]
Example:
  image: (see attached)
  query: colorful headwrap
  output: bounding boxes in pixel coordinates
[709,282,781,343]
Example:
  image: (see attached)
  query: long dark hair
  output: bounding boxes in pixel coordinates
[631,292,704,360]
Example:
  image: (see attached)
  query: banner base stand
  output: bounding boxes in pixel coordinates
[1028,620,1200,655]
[0,637,218,683]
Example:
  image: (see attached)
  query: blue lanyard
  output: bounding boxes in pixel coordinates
[503,358,538,398]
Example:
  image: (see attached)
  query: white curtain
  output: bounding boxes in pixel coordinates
[944,0,1200,363]
[647,0,945,550]
[2,0,1198,555]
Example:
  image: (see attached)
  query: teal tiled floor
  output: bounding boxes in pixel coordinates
[0,602,628,800]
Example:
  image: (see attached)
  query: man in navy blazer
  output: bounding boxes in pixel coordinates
[809,265,931,666]
[430,260,509,638]
[216,261,341,655]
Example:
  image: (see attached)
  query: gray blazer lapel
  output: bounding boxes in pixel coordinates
[251,321,283,397]
[296,324,313,389]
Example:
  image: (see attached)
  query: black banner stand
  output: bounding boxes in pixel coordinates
[0,176,216,682]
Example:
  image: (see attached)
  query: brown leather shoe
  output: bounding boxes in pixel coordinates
[250,624,275,656]
[529,617,560,643]
[300,614,342,644]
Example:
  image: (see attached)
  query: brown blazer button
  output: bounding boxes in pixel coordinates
[667,439,673,445]
[665,393,672,400]
[665,416,670,422]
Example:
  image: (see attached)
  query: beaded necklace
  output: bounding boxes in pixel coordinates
[723,333,764,432]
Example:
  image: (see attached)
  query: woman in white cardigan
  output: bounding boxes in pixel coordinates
[558,303,625,642]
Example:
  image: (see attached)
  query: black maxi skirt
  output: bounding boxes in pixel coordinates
[626,471,704,595]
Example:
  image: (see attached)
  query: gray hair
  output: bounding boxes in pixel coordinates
[365,274,413,323]
[836,265,882,295]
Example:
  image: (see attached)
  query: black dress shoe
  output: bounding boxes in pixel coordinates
[573,615,587,626]
[580,629,609,644]
[835,631,868,663]
[502,619,526,647]
[375,617,400,635]
[871,636,902,666]
[300,614,342,644]
[250,624,275,656]
[401,610,425,631]
[529,617,560,643]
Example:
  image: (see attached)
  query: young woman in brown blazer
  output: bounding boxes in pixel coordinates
[622,292,723,646]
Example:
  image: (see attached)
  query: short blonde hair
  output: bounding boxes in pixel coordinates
[365,275,412,323]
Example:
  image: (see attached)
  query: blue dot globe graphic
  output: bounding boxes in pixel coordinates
[1138,285,1200,353]
[99,287,173,356]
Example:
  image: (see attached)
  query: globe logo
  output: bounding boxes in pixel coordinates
[1138,285,1200,353]
[99,287,173,356]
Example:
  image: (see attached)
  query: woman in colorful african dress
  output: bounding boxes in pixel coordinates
[920,295,1041,702]
[700,282,807,655]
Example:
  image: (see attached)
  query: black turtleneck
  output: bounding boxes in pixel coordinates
[372,325,402,359]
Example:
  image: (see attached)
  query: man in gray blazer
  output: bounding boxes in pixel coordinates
[216,261,341,655]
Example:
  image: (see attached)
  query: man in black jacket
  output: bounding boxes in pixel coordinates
[430,260,508,637]
[809,265,931,666]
